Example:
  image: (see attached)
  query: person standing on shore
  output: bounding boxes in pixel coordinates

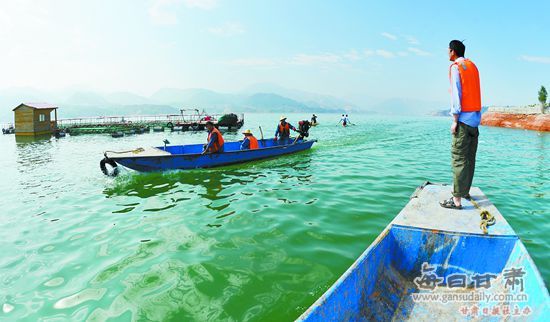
[440,40,482,210]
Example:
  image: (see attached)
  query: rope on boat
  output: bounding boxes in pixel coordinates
[479,210,496,234]
[104,147,145,154]
[469,197,496,234]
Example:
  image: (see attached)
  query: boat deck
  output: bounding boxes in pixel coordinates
[394,182,515,236]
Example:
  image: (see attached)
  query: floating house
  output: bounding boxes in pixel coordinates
[13,103,58,136]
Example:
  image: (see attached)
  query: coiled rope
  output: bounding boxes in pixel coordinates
[469,197,496,234]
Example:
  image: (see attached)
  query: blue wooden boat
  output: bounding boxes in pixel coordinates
[299,182,550,321]
[101,137,316,174]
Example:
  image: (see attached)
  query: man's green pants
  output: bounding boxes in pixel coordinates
[451,122,479,197]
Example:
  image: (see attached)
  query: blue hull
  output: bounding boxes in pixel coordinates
[107,138,316,172]
[299,183,550,321]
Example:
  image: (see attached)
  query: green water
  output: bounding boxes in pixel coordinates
[0,113,548,321]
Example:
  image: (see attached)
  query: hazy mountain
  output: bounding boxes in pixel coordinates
[429,109,451,117]
[64,91,111,106]
[151,88,237,109]
[429,106,489,117]
[242,83,356,110]
[105,92,153,105]
[1,85,356,123]
[149,88,347,113]
[58,104,179,118]
[369,98,447,115]
[242,93,311,112]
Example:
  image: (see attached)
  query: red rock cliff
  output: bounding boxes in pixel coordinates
[481,112,550,132]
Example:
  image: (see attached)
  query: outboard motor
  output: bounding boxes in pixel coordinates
[297,120,311,140]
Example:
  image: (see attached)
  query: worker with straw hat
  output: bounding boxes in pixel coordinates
[274,116,297,144]
[240,129,259,150]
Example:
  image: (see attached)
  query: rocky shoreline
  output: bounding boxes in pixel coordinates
[481,111,549,132]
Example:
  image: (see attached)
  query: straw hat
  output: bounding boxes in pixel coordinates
[242,129,253,135]
[280,115,287,121]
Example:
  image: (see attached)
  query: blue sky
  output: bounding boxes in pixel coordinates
[0,0,549,106]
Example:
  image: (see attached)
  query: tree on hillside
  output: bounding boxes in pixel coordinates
[538,85,547,114]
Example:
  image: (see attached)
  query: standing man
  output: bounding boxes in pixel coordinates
[440,40,482,210]
[274,116,296,144]
[202,121,225,154]
[339,114,347,126]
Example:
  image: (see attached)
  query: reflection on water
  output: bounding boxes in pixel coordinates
[104,151,314,200]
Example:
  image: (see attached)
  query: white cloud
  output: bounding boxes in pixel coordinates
[291,53,342,65]
[208,22,245,37]
[408,47,431,56]
[149,0,218,25]
[397,51,409,57]
[365,49,398,59]
[376,49,395,58]
[520,55,550,64]
[405,35,419,45]
[381,32,397,41]
[344,50,361,61]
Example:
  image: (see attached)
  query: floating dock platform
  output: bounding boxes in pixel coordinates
[57,110,244,135]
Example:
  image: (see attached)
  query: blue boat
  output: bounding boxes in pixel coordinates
[101,137,316,174]
[299,182,550,321]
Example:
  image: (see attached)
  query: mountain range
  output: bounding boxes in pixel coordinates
[0,84,447,123]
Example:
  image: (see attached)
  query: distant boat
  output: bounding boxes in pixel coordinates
[100,138,316,175]
[298,182,550,321]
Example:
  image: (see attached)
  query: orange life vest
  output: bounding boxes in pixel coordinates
[450,58,481,112]
[207,127,224,152]
[247,136,259,149]
[278,123,290,137]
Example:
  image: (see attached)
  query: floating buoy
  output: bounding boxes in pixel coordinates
[54,131,66,138]
[111,132,124,138]
[100,157,119,176]
[153,126,164,132]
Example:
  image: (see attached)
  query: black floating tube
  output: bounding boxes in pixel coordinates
[100,156,119,176]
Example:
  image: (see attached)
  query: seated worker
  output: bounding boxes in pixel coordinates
[202,121,224,154]
[274,116,296,144]
[240,129,259,150]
